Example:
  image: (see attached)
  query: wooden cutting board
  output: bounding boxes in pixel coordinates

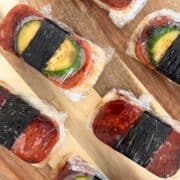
[0,0,179,179]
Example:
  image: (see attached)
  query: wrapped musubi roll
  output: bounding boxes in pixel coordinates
[53,155,108,180]
[0,4,111,101]
[92,89,180,178]
[127,9,180,85]
[0,81,66,167]
[93,0,147,28]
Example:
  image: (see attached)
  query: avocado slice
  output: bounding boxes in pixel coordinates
[15,20,42,55]
[75,175,103,180]
[15,18,69,72]
[75,176,91,180]
[15,18,82,77]
[43,36,82,77]
[147,25,180,65]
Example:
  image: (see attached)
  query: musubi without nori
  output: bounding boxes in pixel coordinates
[92,90,180,178]
[0,82,65,165]
[0,4,109,100]
[127,9,180,84]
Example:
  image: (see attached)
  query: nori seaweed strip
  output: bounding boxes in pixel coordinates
[115,111,172,167]
[0,95,39,149]
[157,35,180,84]
[174,66,180,83]
[21,19,69,71]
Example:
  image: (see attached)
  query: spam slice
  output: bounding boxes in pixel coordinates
[0,4,110,101]
[92,89,180,178]
[115,111,172,167]
[127,9,180,85]
[0,81,66,167]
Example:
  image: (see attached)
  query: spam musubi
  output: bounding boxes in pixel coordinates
[93,0,147,28]
[0,81,66,167]
[54,155,108,180]
[92,89,180,178]
[127,9,180,85]
[0,4,110,101]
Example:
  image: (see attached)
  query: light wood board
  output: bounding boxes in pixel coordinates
[0,0,179,179]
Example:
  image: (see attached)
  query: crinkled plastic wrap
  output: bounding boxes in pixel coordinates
[0,3,113,102]
[127,9,180,60]
[102,89,180,132]
[40,4,114,101]
[54,39,113,102]
[93,0,147,28]
[17,94,67,167]
[38,4,114,102]
[55,155,108,180]
[126,9,180,85]
[0,81,67,167]
[119,90,180,133]
[91,89,180,178]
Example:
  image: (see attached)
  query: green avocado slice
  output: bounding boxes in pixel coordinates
[75,176,91,180]
[43,36,82,77]
[147,25,180,66]
[15,20,42,55]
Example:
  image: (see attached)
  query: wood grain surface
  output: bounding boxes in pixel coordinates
[0,0,179,179]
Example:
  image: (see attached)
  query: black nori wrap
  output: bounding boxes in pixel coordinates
[21,19,69,71]
[157,35,180,84]
[115,111,172,167]
[0,95,39,149]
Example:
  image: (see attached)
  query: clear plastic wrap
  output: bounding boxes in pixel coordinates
[102,89,180,132]
[41,4,114,101]
[56,155,108,180]
[118,89,152,111]
[0,81,67,167]
[93,0,147,28]
[91,89,180,178]
[0,3,114,102]
[126,9,180,85]
[127,9,180,60]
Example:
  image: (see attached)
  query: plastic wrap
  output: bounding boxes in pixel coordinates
[101,89,180,133]
[118,89,152,111]
[93,0,147,28]
[0,81,67,167]
[42,4,114,101]
[127,9,180,60]
[56,155,108,180]
[0,3,113,102]
[91,89,180,178]
[126,9,180,85]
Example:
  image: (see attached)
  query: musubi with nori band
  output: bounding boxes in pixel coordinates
[0,4,93,89]
[0,83,64,164]
[92,90,180,178]
[127,9,180,84]
[55,156,108,180]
